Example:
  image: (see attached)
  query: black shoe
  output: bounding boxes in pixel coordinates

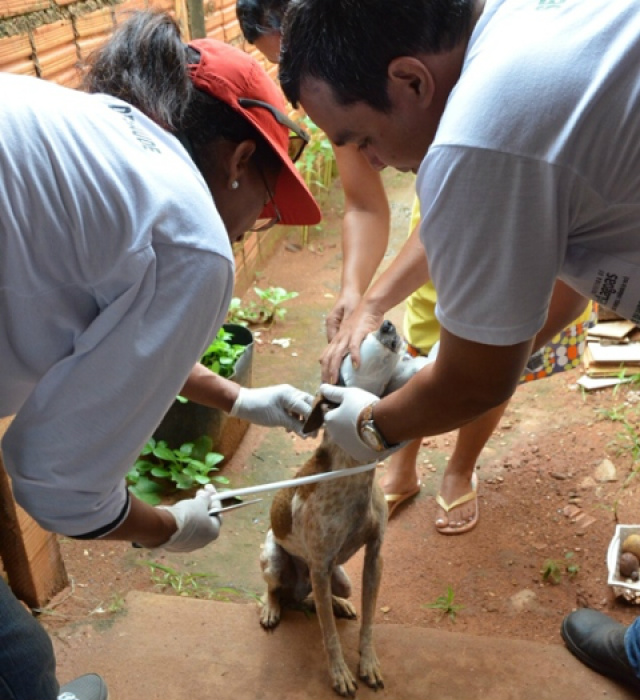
[561,609,640,691]
[58,673,109,700]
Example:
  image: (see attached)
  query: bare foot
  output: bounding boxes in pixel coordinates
[434,471,478,534]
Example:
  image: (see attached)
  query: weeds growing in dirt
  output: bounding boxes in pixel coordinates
[541,552,580,584]
[597,393,640,487]
[424,586,463,622]
[142,561,261,603]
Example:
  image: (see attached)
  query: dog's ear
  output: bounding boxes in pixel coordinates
[301,392,339,434]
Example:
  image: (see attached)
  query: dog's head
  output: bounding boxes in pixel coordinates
[338,319,404,395]
[303,320,421,434]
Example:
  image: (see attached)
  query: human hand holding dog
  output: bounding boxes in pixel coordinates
[320,384,403,463]
[321,303,384,384]
[230,385,314,436]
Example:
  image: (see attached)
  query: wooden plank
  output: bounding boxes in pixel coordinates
[186,0,205,38]
[0,418,68,609]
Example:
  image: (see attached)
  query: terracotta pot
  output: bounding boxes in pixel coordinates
[153,324,254,461]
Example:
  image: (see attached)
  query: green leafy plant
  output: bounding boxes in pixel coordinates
[295,116,335,245]
[296,115,335,192]
[541,558,563,584]
[565,551,580,579]
[542,552,580,584]
[127,435,227,505]
[597,400,640,474]
[226,286,298,327]
[424,585,463,622]
[199,326,248,378]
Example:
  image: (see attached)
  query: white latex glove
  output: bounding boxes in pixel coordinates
[230,385,314,436]
[158,484,222,553]
[320,383,403,463]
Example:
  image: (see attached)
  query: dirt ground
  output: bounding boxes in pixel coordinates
[43,169,640,651]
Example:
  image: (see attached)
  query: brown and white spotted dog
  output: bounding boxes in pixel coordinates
[259,320,422,696]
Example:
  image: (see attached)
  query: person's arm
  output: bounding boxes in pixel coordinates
[100,495,177,547]
[375,282,590,443]
[321,278,591,463]
[321,224,429,382]
[320,327,533,462]
[374,328,533,443]
[532,280,589,352]
[180,363,313,434]
[326,145,390,340]
[180,362,239,412]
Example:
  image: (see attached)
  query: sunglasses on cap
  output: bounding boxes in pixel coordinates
[238,97,310,164]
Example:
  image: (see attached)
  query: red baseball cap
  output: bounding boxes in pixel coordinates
[187,38,322,226]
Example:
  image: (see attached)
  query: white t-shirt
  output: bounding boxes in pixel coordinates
[417,0,640,345]
[0,74,234,536]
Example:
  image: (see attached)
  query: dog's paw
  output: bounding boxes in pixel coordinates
[332,595,357,619]
[330,659,358,697]
[259,597,282,630]
[359,650,384,691]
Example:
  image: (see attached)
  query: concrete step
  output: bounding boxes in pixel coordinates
[53,591,636,700]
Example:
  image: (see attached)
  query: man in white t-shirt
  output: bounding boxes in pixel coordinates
[278,0,640,690]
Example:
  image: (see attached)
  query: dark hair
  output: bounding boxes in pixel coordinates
[82,10,279,171]
[236,0,290,43]
[280,0,475,111]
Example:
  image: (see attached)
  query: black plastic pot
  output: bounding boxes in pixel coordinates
[153,323,254,461]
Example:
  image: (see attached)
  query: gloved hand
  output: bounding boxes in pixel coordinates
[157,484,222,553]
[320,383,404,463]
[230,385,314,436]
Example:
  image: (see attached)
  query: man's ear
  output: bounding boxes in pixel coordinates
[227,140,257,189]
[387,56,435,109]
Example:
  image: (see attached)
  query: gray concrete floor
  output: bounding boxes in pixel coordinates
[55,591,636,699]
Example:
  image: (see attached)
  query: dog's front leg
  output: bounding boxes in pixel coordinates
[311,567,357,697]
[358,541,384,690]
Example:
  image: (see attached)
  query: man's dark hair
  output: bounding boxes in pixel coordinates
[236,0,291,43]
[280,0,474,111]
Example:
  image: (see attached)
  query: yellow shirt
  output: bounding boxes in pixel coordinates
[403,197,440,352]
[403,197,594,359]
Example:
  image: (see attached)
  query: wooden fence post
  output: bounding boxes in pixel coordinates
[0,417,68,609]
[185,0,206,39]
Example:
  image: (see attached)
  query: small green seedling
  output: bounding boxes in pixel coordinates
[541,559,563,584]
[142,561,261,602]
[127,435,227,504]
[542,552,580,584]
[227,286,298,327]
[424,585,464,622]
[565,551,580,579]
